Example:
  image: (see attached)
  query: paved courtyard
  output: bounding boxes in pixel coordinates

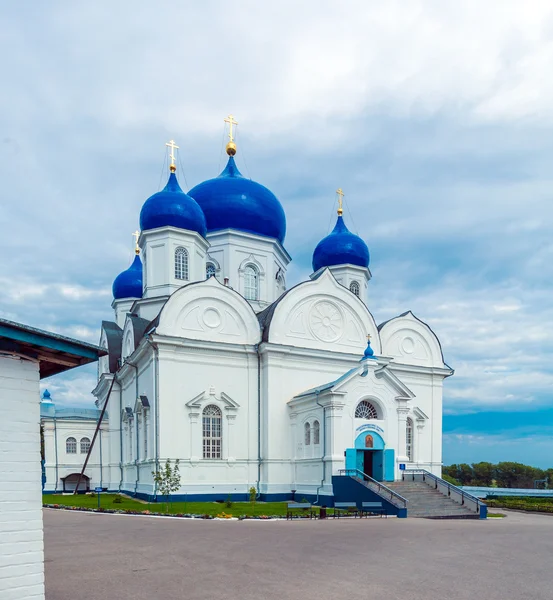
[44,509,553,600]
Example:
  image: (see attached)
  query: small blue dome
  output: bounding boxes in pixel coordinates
[42,389,52,401]
[188,156,286,243]
[140,172,207,236]
[112,254,143,300]
[362,338,376,360]
[312,216,370,272]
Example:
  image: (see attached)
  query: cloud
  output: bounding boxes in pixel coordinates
[2,2,553,465]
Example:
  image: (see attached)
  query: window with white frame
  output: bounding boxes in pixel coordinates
[355,400,378,420]
[406,417,414,461]
[66,437,77,454]
[304,422,311,446]
[174,247,189,280]
[244,264,259,300]
[80,437,91,454]
[206,262,216,279]
[203,405,222,459]
[350,281,360,297]
[313,420,320,445]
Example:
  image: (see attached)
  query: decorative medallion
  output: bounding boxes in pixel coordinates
[401,336,415,354]
[202,308,222,329]
[308,301,344,342]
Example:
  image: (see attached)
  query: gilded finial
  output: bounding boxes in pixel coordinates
[336,188,344,216]
[367,334,371,341]
[132,230,140,255]
[165,139,179,173]
[224,114,238,156]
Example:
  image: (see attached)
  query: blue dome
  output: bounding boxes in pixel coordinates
[140,172,207,236]
[112,254,143,300]
[42,389,52,401]
[362,338,376,360]
[188,156,286,243]
[312,216,370,272]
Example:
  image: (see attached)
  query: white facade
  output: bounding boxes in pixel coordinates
[0,356,45,600]
[41,396,108,493]
[93,266,452,501]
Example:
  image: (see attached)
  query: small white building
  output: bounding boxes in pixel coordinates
[41,390,108,493]
[90,137,453,504]
[0,319,104,600]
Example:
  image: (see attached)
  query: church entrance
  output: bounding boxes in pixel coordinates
[363,450,374,478]
[345,430,395,482]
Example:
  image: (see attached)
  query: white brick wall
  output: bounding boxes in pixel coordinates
[0,355,45,600]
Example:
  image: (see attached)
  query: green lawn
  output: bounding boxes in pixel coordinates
[43,493,320,517]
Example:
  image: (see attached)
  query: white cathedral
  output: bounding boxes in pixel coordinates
[46,125,453,503]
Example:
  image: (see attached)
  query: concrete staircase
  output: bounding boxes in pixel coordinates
[386,480,480,519]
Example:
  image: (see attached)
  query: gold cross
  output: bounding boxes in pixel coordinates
[336,188,344,215]
[224,114,238,142]
[165,139,179,170]
[367,334,371,341]
[132,230,140,255]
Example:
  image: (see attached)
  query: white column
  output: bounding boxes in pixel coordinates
[323,400,345,481]
[396,405,410,463]
[189,412,200,462]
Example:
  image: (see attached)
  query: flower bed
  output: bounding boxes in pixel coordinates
[43,504,287,520]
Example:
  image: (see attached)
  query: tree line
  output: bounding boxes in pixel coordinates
[443,462,553,489]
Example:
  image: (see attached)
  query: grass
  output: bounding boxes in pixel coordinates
[43,493,322,517]
[487,513,506,518]
[486,497,553,514]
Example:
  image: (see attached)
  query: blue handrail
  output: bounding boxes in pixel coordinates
[338,468,408,508]
[403,469,484,512]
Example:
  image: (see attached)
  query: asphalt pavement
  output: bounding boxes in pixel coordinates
[43,509,553,600]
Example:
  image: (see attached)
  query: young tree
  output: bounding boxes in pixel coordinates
[152,459,181,513]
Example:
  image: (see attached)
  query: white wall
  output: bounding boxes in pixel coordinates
[0,356,45,600]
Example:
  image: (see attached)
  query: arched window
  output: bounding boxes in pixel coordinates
[406,418,414,461]
[313,420,320,445]
[66,437,77,454]
[206,262,216,279]
[350,281,360,297]
[174,247,189,280]
[355,400,378,420]
[203,405,222,459]
[244,264,259,300]
[304,422,311,446]
[80,437,91,454]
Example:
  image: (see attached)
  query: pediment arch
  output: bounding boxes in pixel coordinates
[263,269,380,355]
[156,277,260,345]
[378,311,445,368]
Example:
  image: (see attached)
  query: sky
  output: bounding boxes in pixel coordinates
[1,1,552,467]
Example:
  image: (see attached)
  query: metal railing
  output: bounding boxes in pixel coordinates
[338,468,408,509]
[402,469,484,513]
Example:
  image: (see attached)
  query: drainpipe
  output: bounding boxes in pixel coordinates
[118,374,123,492]
[255,344,262,499]
[53,415,59,493]
[99,421,103,489]
[313,390,326,505]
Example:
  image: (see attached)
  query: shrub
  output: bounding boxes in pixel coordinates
[113,495,123,504]
[225,494,233,508]
[249,487,257,503]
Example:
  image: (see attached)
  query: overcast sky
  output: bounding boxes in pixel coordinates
[2,1,552,467]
